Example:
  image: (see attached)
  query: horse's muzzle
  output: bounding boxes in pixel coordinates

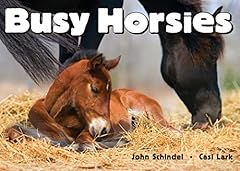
[88,117,111,138]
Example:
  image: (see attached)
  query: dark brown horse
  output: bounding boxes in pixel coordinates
[0,0,224,128]
[6,53,178,151]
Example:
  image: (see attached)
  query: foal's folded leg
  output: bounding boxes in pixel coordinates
[71,129,96,152]
[6,124,69,147]
[26,98,74,144]
[72,130,129,152]
[119,90,182,135]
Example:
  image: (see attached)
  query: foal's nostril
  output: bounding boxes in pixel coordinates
[101,128,107,135]
[90,127,96,137]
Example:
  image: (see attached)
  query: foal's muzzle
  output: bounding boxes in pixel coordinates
[89,117,111,138]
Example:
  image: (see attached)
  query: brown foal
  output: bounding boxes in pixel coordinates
[6,53,178,151]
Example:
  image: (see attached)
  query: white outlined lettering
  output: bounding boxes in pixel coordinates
[5,8,30,33]
[124,12,149,34]
[215,13,233,34]
[31,13,52,33]
[53,13,70,33]
[5,8,234,35]
[193,13,214,33]
[166,13,182,33]
[69,13,90,36]
[98,8,123,34]
[149,13,165,33]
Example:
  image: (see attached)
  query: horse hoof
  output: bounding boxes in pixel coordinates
[5,125,24,142]
[182,123,209,131]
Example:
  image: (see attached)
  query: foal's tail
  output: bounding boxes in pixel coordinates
[0,0,78,84]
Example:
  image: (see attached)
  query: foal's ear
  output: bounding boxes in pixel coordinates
[89,54,104,69]
[104,56,121,70]
[213,6,223,17]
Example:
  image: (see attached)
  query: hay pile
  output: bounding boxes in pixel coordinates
[0,91,239,170]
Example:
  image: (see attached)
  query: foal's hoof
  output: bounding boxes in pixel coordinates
[5,125,24,142]
[69,143,96,152]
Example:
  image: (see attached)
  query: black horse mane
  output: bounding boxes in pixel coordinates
[0,0,78,84]
[176,0,224,63]
[0,0,224,84]
[60,49,105,72]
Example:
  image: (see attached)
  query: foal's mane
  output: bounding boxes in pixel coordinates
[176,0,224,63]
[60,49,105,72]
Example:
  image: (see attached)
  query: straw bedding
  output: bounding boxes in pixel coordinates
[0,91,239,170]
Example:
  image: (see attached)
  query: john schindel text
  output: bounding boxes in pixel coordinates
[132,153,184,161]
[131,153,234,161]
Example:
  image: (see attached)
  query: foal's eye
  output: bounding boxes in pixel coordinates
[91,84,99,94]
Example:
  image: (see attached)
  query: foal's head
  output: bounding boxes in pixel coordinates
[63,52,121,137]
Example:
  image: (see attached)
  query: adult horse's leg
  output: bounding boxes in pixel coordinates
[59,0,124,64]
[139,0,223,128]
[59,37,78,64]
[80,0,124,49]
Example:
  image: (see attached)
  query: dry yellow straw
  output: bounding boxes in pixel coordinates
[0,91,239,170]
